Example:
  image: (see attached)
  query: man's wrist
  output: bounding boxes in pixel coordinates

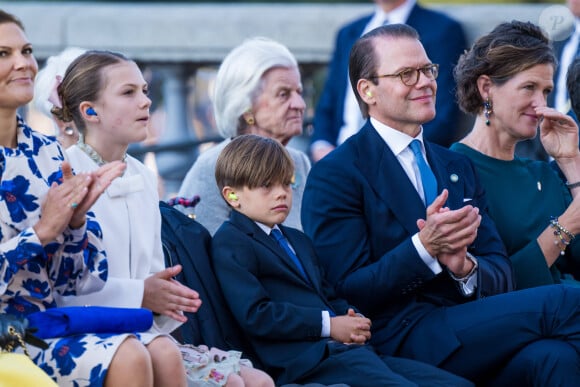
[448,253,478,281]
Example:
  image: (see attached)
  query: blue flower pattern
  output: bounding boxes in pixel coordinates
[52,336,87,376]
[0,118,124,386]
[0,176,39,223]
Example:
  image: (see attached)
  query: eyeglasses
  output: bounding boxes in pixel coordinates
[371,64,439,86]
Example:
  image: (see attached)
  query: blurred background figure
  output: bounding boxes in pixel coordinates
[552,0,580,122]
[568,57,580,120]
[178,37,310,235]
[32,46,86,148]
[310,0,467,162]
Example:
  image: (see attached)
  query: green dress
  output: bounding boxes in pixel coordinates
[451,142,580,289]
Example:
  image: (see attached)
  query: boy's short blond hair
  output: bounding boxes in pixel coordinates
[215,134,294,190]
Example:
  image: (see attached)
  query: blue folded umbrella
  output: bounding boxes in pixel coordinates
[27,306,154,339]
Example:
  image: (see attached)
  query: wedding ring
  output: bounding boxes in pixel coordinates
[71,202,78,209]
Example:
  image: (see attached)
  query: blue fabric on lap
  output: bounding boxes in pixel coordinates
[27,306,153,339]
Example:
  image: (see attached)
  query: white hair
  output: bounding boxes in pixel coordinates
[213,37,298,138]
[33,47,87,131]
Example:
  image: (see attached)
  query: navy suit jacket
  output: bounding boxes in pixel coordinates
[550,38,568,109]
[302,121,514,365]
[312,4,467,149]
[550,37,578,122]
[211,210,354,384]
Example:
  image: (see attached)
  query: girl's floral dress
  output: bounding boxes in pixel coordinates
[1,117,137,386]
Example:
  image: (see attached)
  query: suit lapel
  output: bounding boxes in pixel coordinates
[354,123,425,236]
[347,15,371,44]
[549,37,570,108]
[230,211,314,286]
[355,125,465,217]
[280,225,321,292]
[424,143,469,210]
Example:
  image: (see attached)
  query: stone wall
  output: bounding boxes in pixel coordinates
[0,2,557,63]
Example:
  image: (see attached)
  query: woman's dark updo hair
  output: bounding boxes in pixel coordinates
[454,20,556,114]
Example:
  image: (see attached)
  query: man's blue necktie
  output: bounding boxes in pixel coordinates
[409,139,438,206]
[270,228,309,280]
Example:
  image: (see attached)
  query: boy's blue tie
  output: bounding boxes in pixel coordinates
[270,228,308,280]
[409,139,438,206]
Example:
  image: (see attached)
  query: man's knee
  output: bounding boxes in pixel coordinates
[492,339,579,387]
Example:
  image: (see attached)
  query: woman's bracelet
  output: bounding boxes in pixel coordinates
[566,181,580,190]
[549,216,575,255]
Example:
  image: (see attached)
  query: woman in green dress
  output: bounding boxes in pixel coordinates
[451,20,580,289]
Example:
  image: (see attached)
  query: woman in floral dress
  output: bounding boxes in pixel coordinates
[0,10,163,387]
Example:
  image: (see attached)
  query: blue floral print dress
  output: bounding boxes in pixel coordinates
[1,118,135,386]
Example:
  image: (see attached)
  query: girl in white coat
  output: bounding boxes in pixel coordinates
[52,50,201,387]
[52,50,274,387]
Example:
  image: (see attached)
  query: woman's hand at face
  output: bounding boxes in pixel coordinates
[537,106,580,160]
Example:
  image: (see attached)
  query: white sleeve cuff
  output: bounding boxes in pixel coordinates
[449,253,478,296]
[412,233,442,274]
[321,310,331,337]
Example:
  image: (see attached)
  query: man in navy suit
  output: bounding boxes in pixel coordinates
[302,24,580,386]
[211,135,472,386]
[310,0,466,162]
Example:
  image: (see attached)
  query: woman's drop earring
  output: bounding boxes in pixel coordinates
[64,127,74,136]
[483,98,493,126]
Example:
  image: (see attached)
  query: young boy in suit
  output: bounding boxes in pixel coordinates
[211,134,472,387]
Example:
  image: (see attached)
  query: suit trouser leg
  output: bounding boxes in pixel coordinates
[299,343,472,387]
[379,355,473,387]
[398,285,580,384]
[298,344,418,387]
[488,339,580,387]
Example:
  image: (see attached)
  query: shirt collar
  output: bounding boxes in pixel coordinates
[373,0,415,25]
[370,116,425,156]
[256,221,276,236]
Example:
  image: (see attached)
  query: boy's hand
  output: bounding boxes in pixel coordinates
[329,308,371,344]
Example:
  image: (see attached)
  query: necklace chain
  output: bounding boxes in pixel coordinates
[77,135,126,166]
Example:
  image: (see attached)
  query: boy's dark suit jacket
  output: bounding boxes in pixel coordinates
[302,121,515,367]
[211,210,354,384]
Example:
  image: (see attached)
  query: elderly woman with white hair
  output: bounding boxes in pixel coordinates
[178,37,310,235]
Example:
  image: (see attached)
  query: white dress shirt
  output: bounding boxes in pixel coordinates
[370,117,477,294]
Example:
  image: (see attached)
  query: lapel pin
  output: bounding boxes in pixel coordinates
[450,174,459,183]
[537,181,542,191]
